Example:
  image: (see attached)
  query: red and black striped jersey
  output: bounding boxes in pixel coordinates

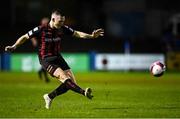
[27,24,74,59]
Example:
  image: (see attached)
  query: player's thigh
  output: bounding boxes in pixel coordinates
[64,69,77,84]
[40,55,70,82]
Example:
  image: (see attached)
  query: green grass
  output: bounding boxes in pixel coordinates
[0,71,180,118]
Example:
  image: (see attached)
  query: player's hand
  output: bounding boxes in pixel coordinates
[92,28,104,38]
[5,45,16,52]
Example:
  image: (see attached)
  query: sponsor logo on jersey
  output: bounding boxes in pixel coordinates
[45,37,61,42]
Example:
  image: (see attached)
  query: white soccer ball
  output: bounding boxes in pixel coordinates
[150,61,166,77]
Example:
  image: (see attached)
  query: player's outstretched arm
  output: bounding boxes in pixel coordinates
[73,28,104,39]
[5,34,29,52]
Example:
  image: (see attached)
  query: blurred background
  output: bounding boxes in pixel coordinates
[1,0,180,72]
[1,1,180,117]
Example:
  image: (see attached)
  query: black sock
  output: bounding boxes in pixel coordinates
[48,83,69,99]
[64,79,85,95]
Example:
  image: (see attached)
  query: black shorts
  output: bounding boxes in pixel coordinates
[39,54,70,76]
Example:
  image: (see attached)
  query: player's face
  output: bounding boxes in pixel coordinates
[54,15,65,28]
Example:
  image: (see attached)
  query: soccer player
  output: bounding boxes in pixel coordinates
[5,9,104,109]
[31,17,50,83]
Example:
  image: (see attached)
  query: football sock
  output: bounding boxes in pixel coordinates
[48,83,69,99]
[64,79,85,95]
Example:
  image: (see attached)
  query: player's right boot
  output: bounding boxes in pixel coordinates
[43,94,52,109]
[85,88,93,99]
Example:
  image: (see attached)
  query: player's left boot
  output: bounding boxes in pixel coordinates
[85,88,93,99]
[43,94,52,109]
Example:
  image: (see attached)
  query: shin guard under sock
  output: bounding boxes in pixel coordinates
[48,83,69,99]
[64,79,85,95]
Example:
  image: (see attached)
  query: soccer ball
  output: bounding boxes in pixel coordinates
[150,61,166,77]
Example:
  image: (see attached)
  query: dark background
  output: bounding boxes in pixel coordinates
[0,0,179,53]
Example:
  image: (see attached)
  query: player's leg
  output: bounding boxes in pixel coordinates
[50,55,87,97]
[42,55,92,109]
[43,66,69,109]
[47,68,93,99]
[47,68,70,100]
[43,67,84,109]
[53,68,85,95]
[64,69,93,99]
[64,69,77,84]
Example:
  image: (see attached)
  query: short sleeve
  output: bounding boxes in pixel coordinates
[62,25,74,36]
[27,26,41,38]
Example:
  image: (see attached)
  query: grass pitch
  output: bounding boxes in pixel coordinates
[0,71,180,118]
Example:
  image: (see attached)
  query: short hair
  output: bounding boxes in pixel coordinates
[51,9,64,16]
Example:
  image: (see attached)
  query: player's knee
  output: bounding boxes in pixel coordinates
[56,74,61,79]
[61,73,69,79]
[57,74,70,82]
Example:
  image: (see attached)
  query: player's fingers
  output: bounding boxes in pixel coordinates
[100,31,104,34]
[5,46,14,52]
[100,34,104,36]
[99,29,104,32]
[5,46,9,51]
[95,28,104,33]
[97,28,104,31]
